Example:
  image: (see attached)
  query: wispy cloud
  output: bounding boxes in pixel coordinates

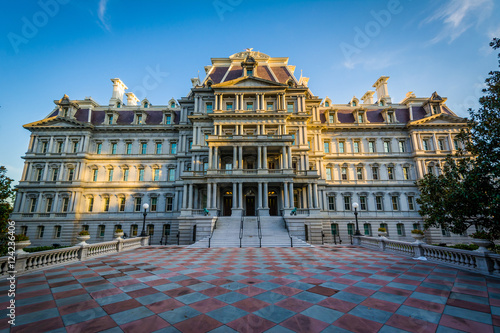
[340,50,403,71]
[425,0,493,44]
[98,0,111,32]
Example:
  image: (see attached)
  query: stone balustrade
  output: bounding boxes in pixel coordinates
[1,236,148,276]
[355,236,498,276]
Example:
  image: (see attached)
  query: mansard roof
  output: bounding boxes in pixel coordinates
[23,116,93,130]
[213,76,287,88]
[408,112,467,126]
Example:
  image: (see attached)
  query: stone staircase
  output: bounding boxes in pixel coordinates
[189,216,311,248]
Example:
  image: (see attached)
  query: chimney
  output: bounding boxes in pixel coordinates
[109,78,128,106]
[361,91,375,104]
[372,76,391,104]
[126,92,139,106]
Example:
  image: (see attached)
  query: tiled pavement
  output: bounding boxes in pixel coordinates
[2,245,500,333]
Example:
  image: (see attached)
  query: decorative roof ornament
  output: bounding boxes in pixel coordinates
[230,49,270,60]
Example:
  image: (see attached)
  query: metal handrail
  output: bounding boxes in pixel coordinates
[208,217,217,248]
[257,216,262,248]
[283,218,293,247]
[239,216,244,248]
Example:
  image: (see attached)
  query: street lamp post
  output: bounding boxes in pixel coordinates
[140,203,149,237]
[353,202,361,236]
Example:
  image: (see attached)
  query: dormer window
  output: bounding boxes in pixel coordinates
[325,102,329,107]
[134,111,147,125]
[247,69,253,76]
[171,103,175,108]
[432,105,439,114]
[387,113,394,123]
[358,114,363,123]
[144,102,149,108]
[117,102,121,108]
[137,114,143,124]
[108,115,114,124]
[166,115,171,125]
[62,107,69,117]
[352,101,357,107]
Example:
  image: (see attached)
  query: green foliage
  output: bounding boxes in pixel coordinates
[411,229,424,235]
[449,243,479,251]
[24,245,70,253]
[115,229,123,233]
[378,227,386,232]
[14,234,29,242]
[78,230,90,236]
[0,166,16,256]
[470,230,491,240]
[417,38,500,240]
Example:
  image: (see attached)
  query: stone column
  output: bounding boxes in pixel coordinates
[264,182,269,208]
[287,146,292,170]
[258,146,262,169]
[238,183,243,209]
[212,183,217,209]
[263,146,268,169]
[308,184,313,209]
[182,184,188,209]
[233,183,237,209]
[313,184,318,208]
[289,182,294,208]
[258,182,263,209]
[282,146,287,169]
[233,146,237,169]
[214,147,219,170]
[284,182,289,208]
[239,146,243,169]
[208,147,213,169]
[302,187,308,208]
[207,183,212,208]
[188,184,193,209]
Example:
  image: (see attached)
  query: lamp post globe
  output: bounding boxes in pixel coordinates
[352,202,361,236]
[140,203,149,237]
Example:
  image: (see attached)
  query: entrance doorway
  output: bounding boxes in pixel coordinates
[223,197,232,216]
[269,196,278,216]
[246,196,255,216]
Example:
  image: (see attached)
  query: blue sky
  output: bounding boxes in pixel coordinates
[1,0,499,184]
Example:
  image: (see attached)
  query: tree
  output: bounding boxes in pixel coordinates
[0,166,16,256]
[417,38,500,240]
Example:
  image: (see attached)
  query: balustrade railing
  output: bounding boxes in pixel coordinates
[2,237,147,276]
[355,235,499,277]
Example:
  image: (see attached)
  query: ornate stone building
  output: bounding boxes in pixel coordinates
[12,50,468,246]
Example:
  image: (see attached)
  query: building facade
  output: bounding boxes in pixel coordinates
[12,50,468,246]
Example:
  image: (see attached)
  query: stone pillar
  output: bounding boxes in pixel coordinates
[238,183,243,209]
[258,182,263,209]
[208,147,213,169]
[214,147,219,170]
[313,184,318,208]
[207,183,212,209]
[188,184,193,209]
[258,146,262,169]
[287,146,292,170]
[282,146,287,169]
[193,186,199,209]
[284,182,289,208]
[308,184,313,209]
[302,187,308,208]
[233,183,237,209]
[212,183,217,209]
[264,182,269,208]
[182,184,188,209]
[263,146,268,169]
[289,182,294,208]
[239,146,243,169]
[233,146,237,169]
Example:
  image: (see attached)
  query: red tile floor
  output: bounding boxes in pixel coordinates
[2,245,500,333]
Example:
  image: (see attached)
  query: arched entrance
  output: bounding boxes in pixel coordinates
[245,188,256,216]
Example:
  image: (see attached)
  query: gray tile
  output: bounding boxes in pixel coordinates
[96,292,132,306]
[16,308,60,326]
[301,305,343,324]
[443,305,492,325]
[396,305,442,324]
[349,305,393,324]
[158,306,201,324]
[206,305,248,324]
[62,307,107,326]
[110,306,155,325]
[254,305,295,324]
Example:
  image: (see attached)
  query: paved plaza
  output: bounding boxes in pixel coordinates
[2,245,500,333]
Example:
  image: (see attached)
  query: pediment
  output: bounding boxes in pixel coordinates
[23,116,92,129]
[213,76,286,88]
[409,113,467,126]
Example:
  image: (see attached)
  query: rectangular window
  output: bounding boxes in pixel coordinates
[453,139,459,150]
[21,226,28,236]
[154,169,160,181]
[147,225,154,236]
[93,169,98,182]
[130,225,138,237]
[376,196,383,211]
[392,196,399,211]
[123,169,129,181]
[170,143,177,155]
[267,102,273,110]
[37,226,44,238]
[287,102,294,112]
[372,167,379,180]
[168,169,175,181]
[41,142,48,153]
[387,113,394,123]
[108,114,113,124]
[368,141,375,153]
[326,168,332,180]
[137,114,143,124]
[46,198,53,212]
[206,103,213,113]
[126,143,132,154]
[166,115,171,125]
[36,168,43,181]
[344,196,351,211]
[62,197,69,212]
[226,102,233,111]
[413,223,421,231]
[388,167,394,180]
[338,141,345,153]
[353,141,360,153]
[347,223,354,236]
[67,168,74,181]
[57,142,64,153]
[246,102,253,111]
[423,139,429,151]
[383,141,391,153]
[72,141,79,153]
[166,197,173,211]
[119,197,125,212]
[164,224,171,236]
[88,197,94,212]
[135,197,142,212]
[107,169,113,181]
[403,167,410,180]
[399,141,406,153]
[156,143,162,154]
[328,197,335,210]
[427,166,434,175]
[408,196,415,211]
[103,197,110,212]
[324,142,330,153]
[364,224,372,236]
[329,114,334,123]
[356,167,363,180]
[141,143,147,154]
[189,140,193,150]
[52,168,58,181]
[397,224,405,236]
[30,198,37,213]
[439,139,445,151]
[360,196,367,210]
[358,114,363,123]
[151,197,157,212]
[111,143,117,154]
[98,225,105,237]
[341,167,348,180]
[97,143,102,154]
[138,168,144,181]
